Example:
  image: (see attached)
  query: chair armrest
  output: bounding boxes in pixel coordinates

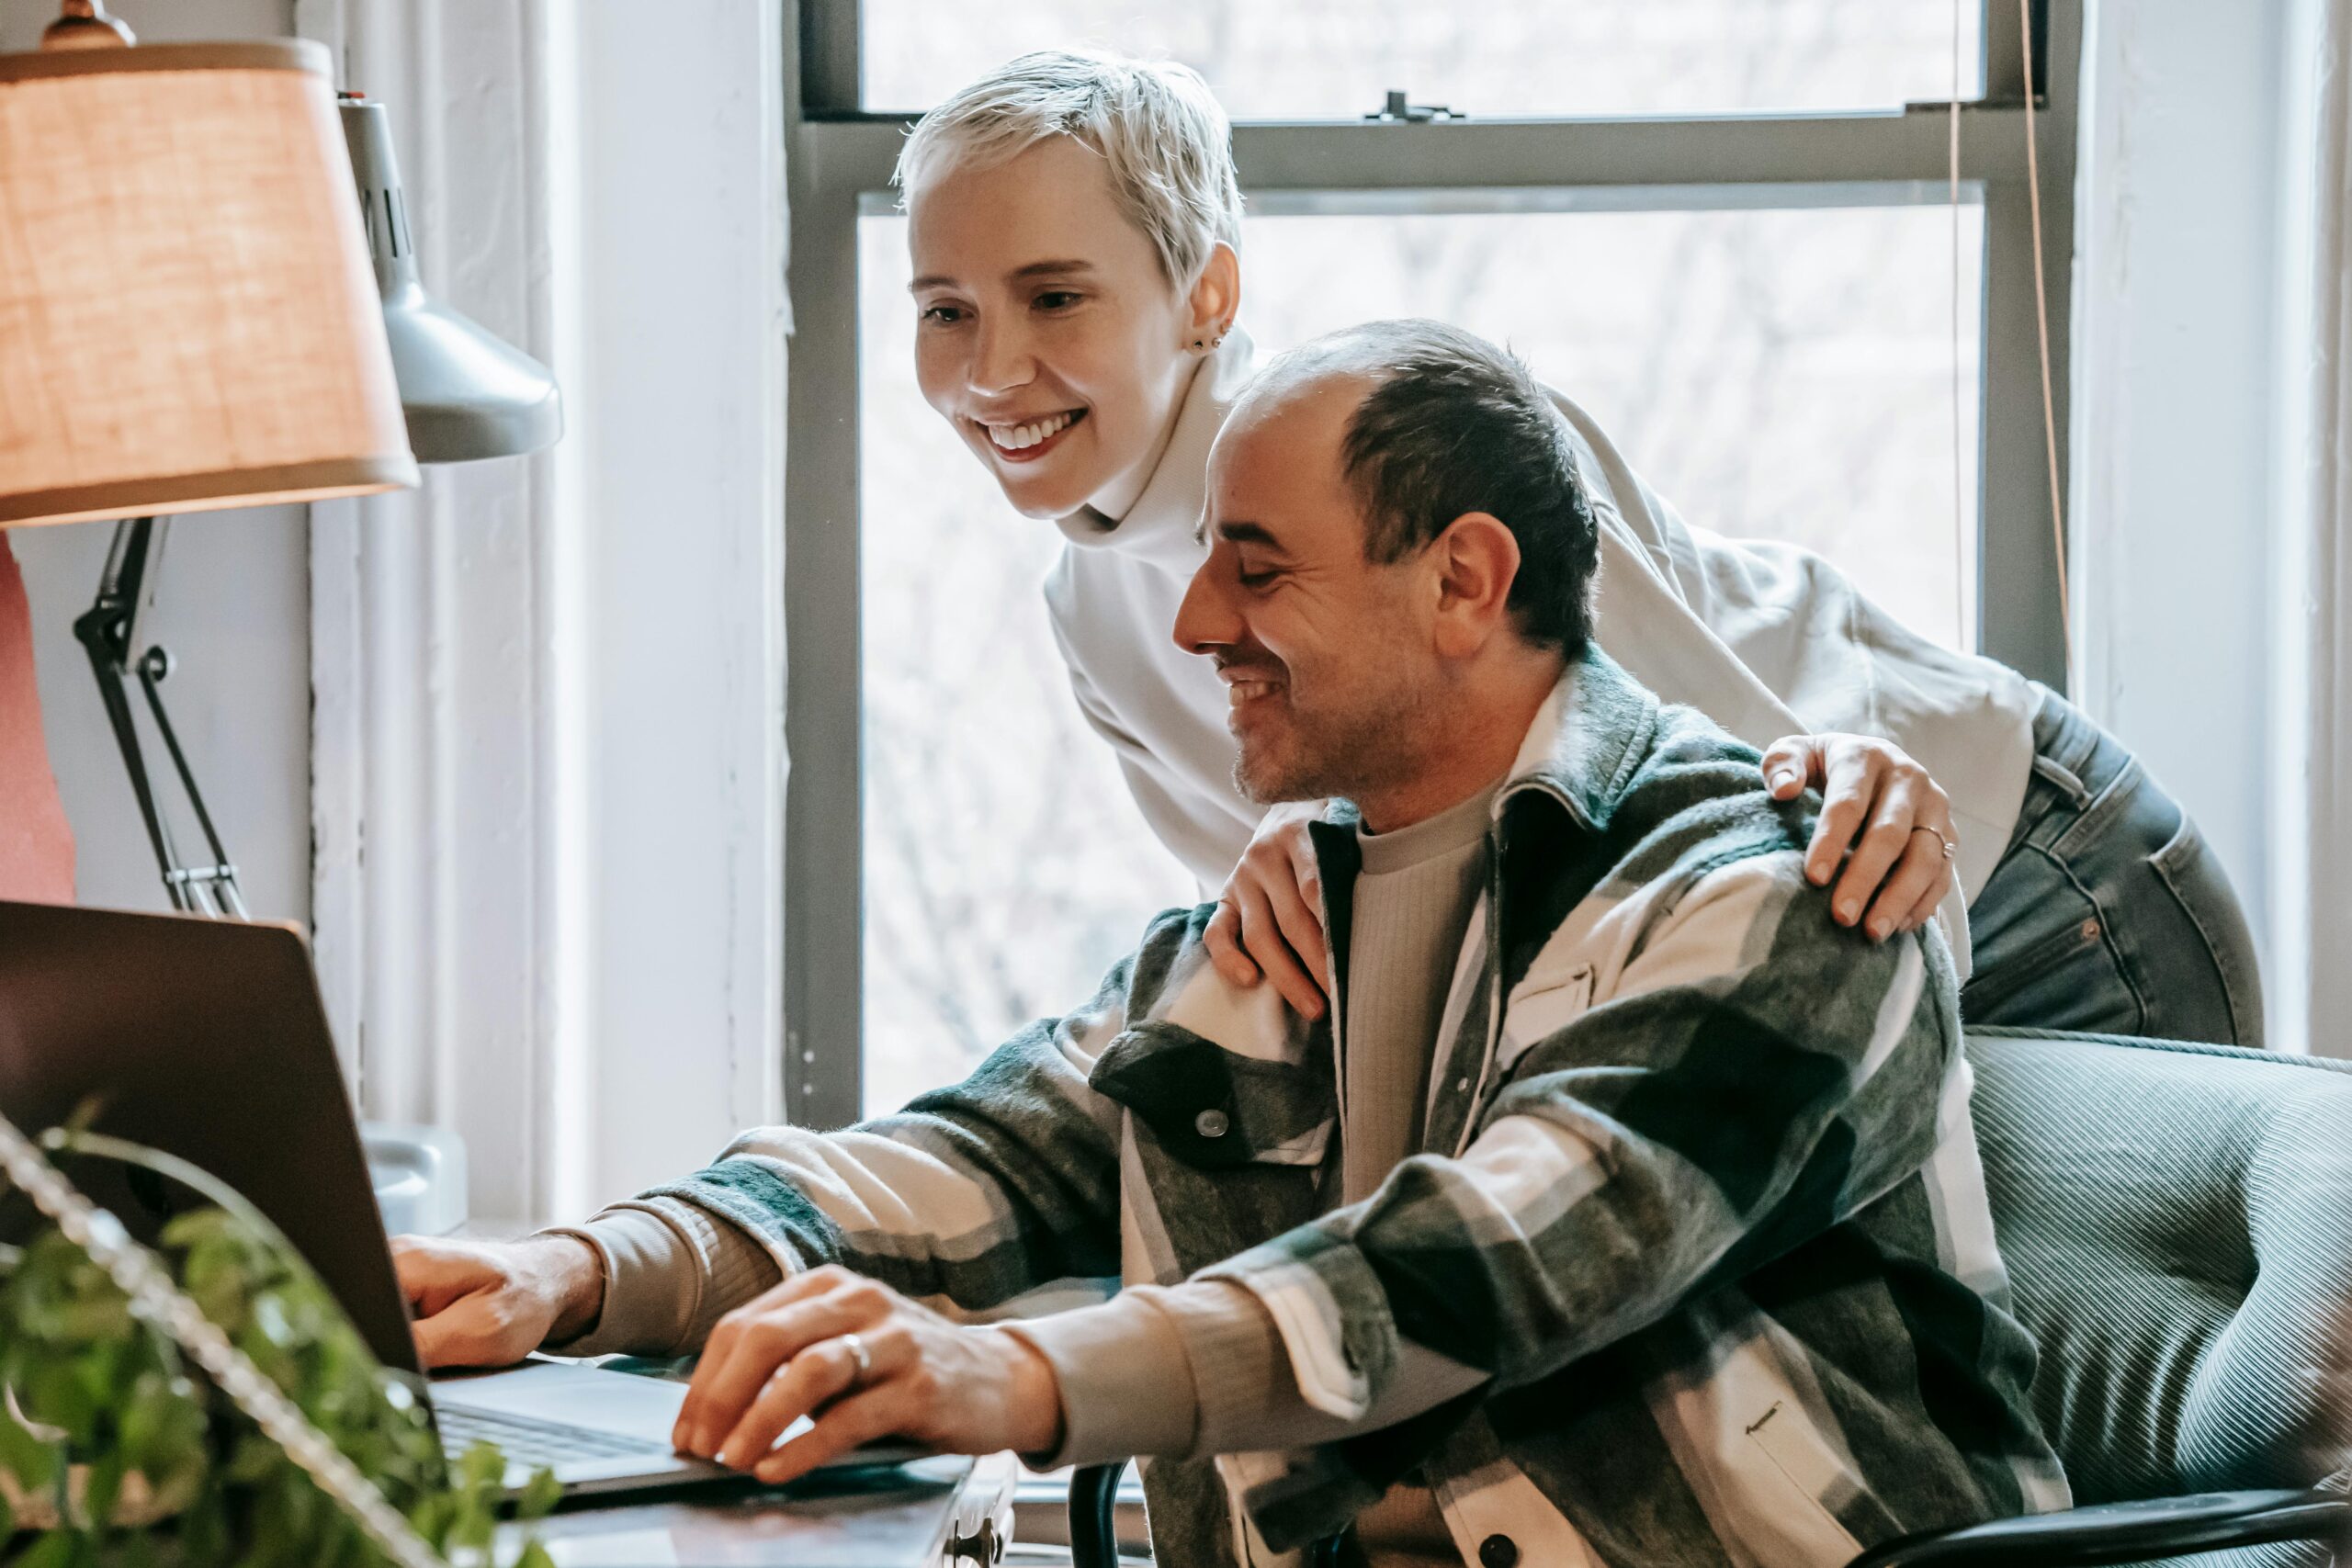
[1069,1462,1129,1568]
[1845,1488,2349,1568]
[1066,1462,1350,1567]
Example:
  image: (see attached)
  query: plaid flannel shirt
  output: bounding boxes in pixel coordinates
[644,650,2065,1567]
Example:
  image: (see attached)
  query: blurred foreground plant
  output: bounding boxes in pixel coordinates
[0,1129,559,1567]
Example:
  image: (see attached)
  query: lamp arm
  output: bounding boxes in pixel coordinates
[69,516,247,919]
[135,647,247,919]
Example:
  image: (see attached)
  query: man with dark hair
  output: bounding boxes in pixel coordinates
[399,321,2063,1568]
[1334,320,1601,657]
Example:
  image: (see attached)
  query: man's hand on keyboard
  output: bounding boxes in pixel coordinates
[673,1265,1063,1483]
[392,1234,605,1370]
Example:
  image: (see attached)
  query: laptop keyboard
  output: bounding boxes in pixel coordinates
[437,1404,674,1468]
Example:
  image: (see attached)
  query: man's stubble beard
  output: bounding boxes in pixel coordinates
[1230,658,1453,808]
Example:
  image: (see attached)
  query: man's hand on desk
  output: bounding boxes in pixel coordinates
[673,1265,1063,1484]
[391,1234,605,1369]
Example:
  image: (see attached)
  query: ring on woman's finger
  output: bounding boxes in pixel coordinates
[838,1331,873,1389]
[1909,825,1957,861]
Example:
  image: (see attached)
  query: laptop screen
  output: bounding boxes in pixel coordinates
[0,901,422,1377]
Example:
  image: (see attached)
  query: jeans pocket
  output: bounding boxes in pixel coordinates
[1960,900,2109,1024]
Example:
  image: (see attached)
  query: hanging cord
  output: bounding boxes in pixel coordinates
[1951,0,1966,640]
[2018,0,2077,686]
[0,1111,448,1568]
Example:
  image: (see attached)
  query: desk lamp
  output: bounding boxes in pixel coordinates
[0,3,561,919]
[0,3,563,1237]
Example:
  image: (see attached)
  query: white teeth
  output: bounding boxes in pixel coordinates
[984,411,1076,451]
[1227,680,1278,705]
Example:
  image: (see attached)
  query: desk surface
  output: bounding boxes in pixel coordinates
[501,1455,1007,1568]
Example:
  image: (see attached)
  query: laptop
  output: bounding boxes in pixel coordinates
[0,900,919,1496]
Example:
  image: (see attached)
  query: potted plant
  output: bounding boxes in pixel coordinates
[0,1120,556,1567]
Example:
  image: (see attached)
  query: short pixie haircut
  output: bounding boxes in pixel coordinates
[893,50,1244,289]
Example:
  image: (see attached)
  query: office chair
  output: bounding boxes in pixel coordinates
[1069,1030,2352,1567]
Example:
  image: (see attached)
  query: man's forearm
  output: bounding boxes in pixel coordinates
[543,1199,784,1358]
[1006,1278,1485,1469]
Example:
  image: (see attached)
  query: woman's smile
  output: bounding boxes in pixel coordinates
[971,408,1087,462]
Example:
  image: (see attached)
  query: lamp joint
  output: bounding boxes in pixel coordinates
[40,1,133,51]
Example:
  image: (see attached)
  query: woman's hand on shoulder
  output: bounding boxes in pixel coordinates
[1760,733,1957,941]
[1204,800,1330,1019]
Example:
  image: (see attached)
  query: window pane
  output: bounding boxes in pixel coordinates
[862,0,1984,118]
[1240,202,1984,650]
[860,198,1981,1115]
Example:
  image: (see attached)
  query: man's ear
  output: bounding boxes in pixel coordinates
[1429,513,1522,660]
[1185,241,1241,346]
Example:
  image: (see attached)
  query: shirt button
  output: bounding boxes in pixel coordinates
[1478,1534,1519,1568]
[1194,1108,1230,1138]
[1455,1077,1471,1094]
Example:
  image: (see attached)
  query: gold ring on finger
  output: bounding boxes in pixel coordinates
[1910,825,1957,861]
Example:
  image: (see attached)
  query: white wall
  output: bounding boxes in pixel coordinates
[303,0,788,1224]
[1,0,312,928]
[2071,0,2298,983]
[566,3,790,1207]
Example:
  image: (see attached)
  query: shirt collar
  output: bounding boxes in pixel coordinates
[1314,649,1659,843]
[1498,648,1660,835]
[1052,326,1257,577]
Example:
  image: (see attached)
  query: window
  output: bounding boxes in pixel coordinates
[792,0,2079,1125]
[859,1,1984,119]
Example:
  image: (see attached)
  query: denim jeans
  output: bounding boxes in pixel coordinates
[1960,688,2265,1046]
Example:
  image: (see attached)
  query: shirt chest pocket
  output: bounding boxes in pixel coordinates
[1090,1021,1337,1169]
[1498,963,1594,1072]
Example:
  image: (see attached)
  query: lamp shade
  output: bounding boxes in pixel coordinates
[0,39,418,529]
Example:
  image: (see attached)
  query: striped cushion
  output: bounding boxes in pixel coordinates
[1970,1031,2352,1509]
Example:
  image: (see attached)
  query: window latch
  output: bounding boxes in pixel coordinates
[1365,90,1459,124]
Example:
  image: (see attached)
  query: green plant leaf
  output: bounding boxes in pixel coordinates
[456,1439,506,1493]
[179,1481,227,1562]
[114,1523,160,1568]
[28,1362,100,1446]
[83,1454,124,1534]
[0,1408,61,1491]
[449,1496,497,1554]
[17,1526,82,1568]
[407,1486,457,1552]
[514,1466,563,1522]
[225,1432,279,1485]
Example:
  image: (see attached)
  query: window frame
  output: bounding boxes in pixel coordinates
[782,0,2081,1127]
